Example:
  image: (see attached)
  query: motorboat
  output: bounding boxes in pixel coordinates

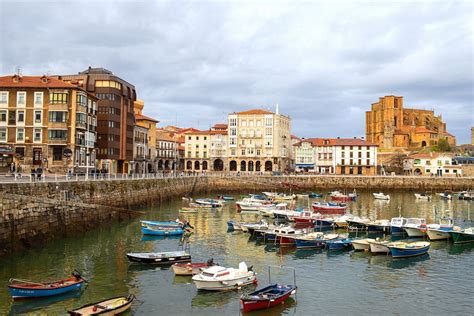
[272,209,303,221]
[313,217,335,229]
[332,214,354,228]
[240,284,297,313]
[242,220,269,235]
[126,251,191,265]
[390,217,407,235]
[403,218,427,237]
[291,211,322,224]
[438,192,452,200]
[312,202,348,214]
[140,220,182,228]
[276,227,313,246]
[427,217,459,240]
[373,192,390,200]
[346,217,370,231]
[294,233,337,249]
[272,194,296,202]
[237,198,270,212]
[195,198,224,207]
[450,228,474,244]
[414,193,431,201]
[258,203,287,217]
[366,219,391,233]
[68,294,135,315]
[352,238,376,251]
[388,241,430,258]
[192,262,257,291]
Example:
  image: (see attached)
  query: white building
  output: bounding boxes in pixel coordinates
[408,152,461,176]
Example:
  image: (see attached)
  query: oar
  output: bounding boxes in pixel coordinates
[9,278,45,286]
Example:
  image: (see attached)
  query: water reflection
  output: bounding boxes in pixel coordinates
[192,288,252,308]
[389,254,430,269]
[9,290,82,315]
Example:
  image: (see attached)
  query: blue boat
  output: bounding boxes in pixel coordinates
[8,271,85,299]
[390,217,407,235]
[227,220,236,230]
[141,226,184,236]
[219,195,235,201]
[388,241,430,258]
[140,220,181,228]
[326,238,352,251]
[295,238,326,249]
[308,193,323,198]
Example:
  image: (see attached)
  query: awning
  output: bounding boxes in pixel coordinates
[296,164,315,168]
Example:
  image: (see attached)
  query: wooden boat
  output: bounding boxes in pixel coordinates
[8,271,86,299]
[294,233,337,249]
[450,228,474,244]
[240,284,297,313]
[140,220,182,228]
[68,294,135,315]
[368,240,405,254]
[388,241,430,258]
[192,262,257,291]
[373,192,390,200]
[172,259,215,276]
[126,251,191,265]
[141,225,185,236]
[312,202,347,214]
[414,193,431,201]
[352,238,376,251]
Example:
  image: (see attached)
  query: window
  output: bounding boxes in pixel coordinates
[0,128,6,142]
[34,92,43,107]
[95,80,122,90]
[16,128,25,142]
[8,110,15,125]
[0,92,8,105]
[50,92,69,104]
[196,136,199,140]
[48,129,67,140]
[17,92,26,107]
[204,137,207,140]
[34,128,42,142]
[0,110,6,122]
[34,110,42,123]
[49,111,67,122]
[53,147,63,161]
[17,110,25,123]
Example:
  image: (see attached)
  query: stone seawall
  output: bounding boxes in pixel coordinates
[0,175,472,255]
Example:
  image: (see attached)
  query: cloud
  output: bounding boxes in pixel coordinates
[0,0,472,143]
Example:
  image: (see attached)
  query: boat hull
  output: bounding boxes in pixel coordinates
[352,239,373,251]
[240,285,296,313]
[389,245,430,258]
[427,229,451,240]
[404,227,426,238]
[193,275,257,291]
[141,227,184,236]
[172,263,210,276]
[369,242,390,253]
[295,238,325,249]
[9,281,84,299]
[450,231,474,244]
[68,295,134,316]
[127,253,191,265]
[390,226,406,235]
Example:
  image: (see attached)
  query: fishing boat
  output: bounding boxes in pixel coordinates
[258,203,288,217]
[218,195,235,201]
[438,192,452,200]
[227,220,243,231]
[277,227,313,246]
[192,262,257,291]
[373,192,390,200]
[240,284,297,313]
[272,209,303,221]
[140,220,182,228]
[326,238,352,251]
[292,211,322,224]
[68,294,135,315]
[388,241,430,258]
[171,259,216,276]
[313,217,335,229]
[308,192,323,198]
[272,194,296,202]
[236,198,271,212]
[294,233,338,249]
[352,238,376,251]
[414,193,431,201]
[366,219,391,233]
[330,190,357,202]
[242,220,269,235]
[296,193,309,198]
[126,251,191,265]
[195,198,224,207]
[368,240,404,254]
[8,271,86,299]
[141,224,185,236]
[332,214,354,228]
[346,217,370,231]
[390,217,407,235]
[311,202,347,214]
[426,218,459,240]
[450,228,474,244]
[457,191,473,201]
[403,218,427,237]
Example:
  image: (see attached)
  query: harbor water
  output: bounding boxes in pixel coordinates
[0,191,472,315]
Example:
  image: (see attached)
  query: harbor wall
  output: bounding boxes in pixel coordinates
[0,175,472,255]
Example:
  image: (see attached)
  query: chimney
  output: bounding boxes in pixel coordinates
[41,75,49,84]
[12,74,20,83]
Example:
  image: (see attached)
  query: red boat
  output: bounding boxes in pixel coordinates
[292,211,321,224]
[312,202,347,215]
[277,235,297,246]
[241,284,297,313]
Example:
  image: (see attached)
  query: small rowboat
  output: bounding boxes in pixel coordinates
[141,226,185,236]
[388,241,430,258]
[127,251,191,265]
[172,259,216,276]
[8,271,86,299]
[68,294,135,315]
[240,284,297,313]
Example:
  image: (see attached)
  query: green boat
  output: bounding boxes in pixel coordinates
[450,228,474,244]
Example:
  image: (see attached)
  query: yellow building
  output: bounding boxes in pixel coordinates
[184,130,211,171]
[366,96,456,150]
[133,99,158,172]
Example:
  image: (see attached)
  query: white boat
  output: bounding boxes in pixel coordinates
[192,262,256,291]
[414,193,431,201]
[241,220,269,234]
[272,194,296,202]
[373,192,390,200]
[390,217,407,234]
[272,209,303,221]
[368,240,405,254]
[426,217,459,240]
[258,203,288,217]
[352,238,376,251]
[332,214,354,228]
[438,193,452,200]
[296,193,309,199]
[404,218,427,237]
[236,199,267,212]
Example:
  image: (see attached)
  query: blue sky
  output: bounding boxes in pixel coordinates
[1,0,472,143]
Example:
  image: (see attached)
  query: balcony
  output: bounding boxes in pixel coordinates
[76,121,87,130]
[76,104,87,113]
[48,122,68,129]
[48,139,68,145]
[49,103,69,111]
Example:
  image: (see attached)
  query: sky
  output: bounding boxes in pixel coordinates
[0,0,473,143]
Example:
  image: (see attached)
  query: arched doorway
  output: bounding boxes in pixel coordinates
[147,163,153,173]
[240,161,246,171]
[186,161,192,170]
[158,160,163,170]
[248,161,254,172]
[172,162,176,171]
[164,160,170,169]
[421,141,427,147]
[194,161,200,170]
[256,161,261,172]
[213,159,224,171]
[229,160,237,171]
[414,168,422,175]
[202,161,208,170]
[265,161,273,171]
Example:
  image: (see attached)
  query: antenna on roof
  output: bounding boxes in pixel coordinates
[276,103,280,115]
[16,66,22,77]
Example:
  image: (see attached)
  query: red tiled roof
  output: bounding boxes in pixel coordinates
[136,113,159,123]
[236,109,273,115]
[291,134,300,140]
[409,152,454,159]
[0,75,79,89]
[212,123,228,129]
[415,127,437,134]
[209,130,227,135]
[294,138,377,147]
[184,130,212,135]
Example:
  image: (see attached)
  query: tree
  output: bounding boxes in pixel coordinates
[435,138,452,152]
